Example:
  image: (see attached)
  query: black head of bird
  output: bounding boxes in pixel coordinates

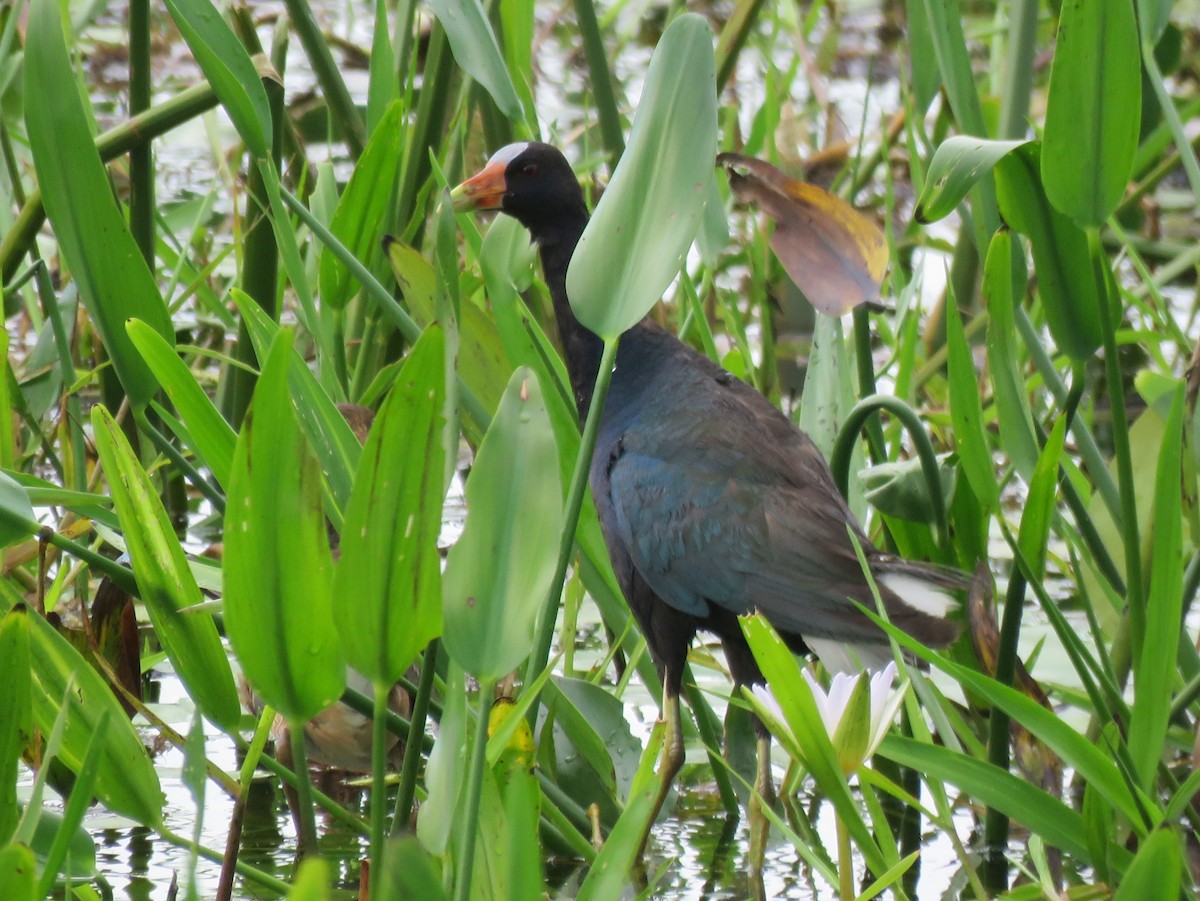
[453,141,967,854]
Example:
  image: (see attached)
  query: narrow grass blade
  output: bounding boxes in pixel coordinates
[24,0,172,408]
[880,735,1089,863]
[567,13,717,339]
[320,102,405,310]
[1128,385,1185,789]
[945,301,997,513]
[224,329,345,722]
[0,605,31,844]
[92,405,241,731]
[127,319,236,489]
[333,327,447,684]
[982,229,1038,481]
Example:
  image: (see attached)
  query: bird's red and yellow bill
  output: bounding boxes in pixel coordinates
[450,142,531,212]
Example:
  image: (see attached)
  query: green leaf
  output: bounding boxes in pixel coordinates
[230,289,360,521]
[995,143,1102,360]
[945,302,998,513]
[0,606,31,844]
[417,665,467,855]
[1112,828,1182,901]
[126,319,237,490]
[1041,0,1141,226]
[223,330,345,722]
[740,614,889,876]
[161,0,272,157]
[0,472,35,550]
[285,857,333,900]
[915,136,1026,223]
[333,328,447,684]
[319,102,404,310]
[880,735,1091,863]
[91,405,241,731]
[0,844,35,901]
[1019,414,1066,581]
[429,0,523,121]
[566,13,717,339]
[982,229,1038,481]
[27,608,163,825]
[24,0,172,409]
[1129,385,1185,789]
[443,368,562,682]
[374,838,448,901]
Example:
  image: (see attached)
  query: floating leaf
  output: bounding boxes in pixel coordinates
[721,152,887,315]
[567,13,717,339]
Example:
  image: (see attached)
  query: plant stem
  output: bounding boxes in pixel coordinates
[1090,228,1144,653]
[524,337,620,718]
[370,680,389,901]
[394,640,439,831]
[836,812,854,901]
[289,719,320,854]
[454,681,495,901]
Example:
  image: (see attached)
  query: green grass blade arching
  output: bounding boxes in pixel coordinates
[126,319,237,489]
[1041,0,1141,227]
[23,0,172,409]
[566,12,717,340]
[333,326,447,685]
[92,405,241,732]
[223,329,345,723]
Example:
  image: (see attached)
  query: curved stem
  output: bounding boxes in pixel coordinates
[831,394,949,554]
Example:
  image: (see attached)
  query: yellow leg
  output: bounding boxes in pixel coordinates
[748,733,774,876]
[636,688,685,859]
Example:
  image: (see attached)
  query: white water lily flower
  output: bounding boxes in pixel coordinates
[801,661,907,775]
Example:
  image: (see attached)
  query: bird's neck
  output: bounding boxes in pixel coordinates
[535,215,607,420]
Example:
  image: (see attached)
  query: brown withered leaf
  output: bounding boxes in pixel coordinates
[718,152,888,316]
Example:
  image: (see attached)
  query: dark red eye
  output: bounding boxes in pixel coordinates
[520,162,538,178]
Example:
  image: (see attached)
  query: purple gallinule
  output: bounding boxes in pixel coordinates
[452,141,964,845]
